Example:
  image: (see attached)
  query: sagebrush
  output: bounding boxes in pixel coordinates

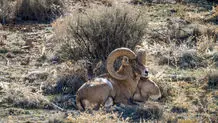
[56,6,147,62]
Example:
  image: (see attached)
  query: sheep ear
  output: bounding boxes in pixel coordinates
[121,56,129,66]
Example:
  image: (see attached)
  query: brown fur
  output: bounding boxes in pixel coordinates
[76,55,146,110]
[133,77,161,102]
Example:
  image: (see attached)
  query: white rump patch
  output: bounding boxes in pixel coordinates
[94,78,113,89]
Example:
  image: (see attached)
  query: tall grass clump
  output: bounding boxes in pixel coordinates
[16,0,64,22]
[0,0,64,24]
[56,6,147,62]
[0,0,16,24]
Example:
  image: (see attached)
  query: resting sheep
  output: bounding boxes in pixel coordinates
[76,48,148,110]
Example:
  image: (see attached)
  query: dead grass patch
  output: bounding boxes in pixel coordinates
[1,84,52,109]
[65,110,128,122]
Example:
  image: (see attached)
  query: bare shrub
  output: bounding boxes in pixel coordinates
[150,42,207,69]
[177,50,206,68]
[55,6,147,62]
[16,0,64,22]
[0,0,64,23]
[42,60,89,95]
[0,0,17,24]
[54,74,86,95]
[42,65,87,95]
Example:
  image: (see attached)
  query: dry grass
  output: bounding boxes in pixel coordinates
[65,110,128,123]
[1,84,52,109]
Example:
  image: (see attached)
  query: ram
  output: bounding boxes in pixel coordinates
[76,48,148,110]
[133,77,161,102]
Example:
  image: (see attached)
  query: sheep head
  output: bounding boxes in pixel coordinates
[106,48,148,80]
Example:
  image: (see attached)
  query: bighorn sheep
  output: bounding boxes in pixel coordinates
[76,48,148,110]
[132,77,161,102]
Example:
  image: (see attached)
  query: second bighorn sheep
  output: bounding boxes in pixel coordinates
[76,48,148,110]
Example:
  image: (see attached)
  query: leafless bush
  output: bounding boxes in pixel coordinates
[56,6,147,62]
[150,42,206,68]
[42,61,88,95]
[43,74,86,95]
[0,0,17,24]
[16,0,64,22]
[0,0,64,24]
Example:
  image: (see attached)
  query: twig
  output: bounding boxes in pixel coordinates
[51,103,66,112]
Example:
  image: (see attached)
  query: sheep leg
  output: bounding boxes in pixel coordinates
[104,97,113,108]
[76,97,85,111]
[82,99,92,110]
[132,93,144,102]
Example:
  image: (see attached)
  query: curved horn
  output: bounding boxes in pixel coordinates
[106,47,136,80]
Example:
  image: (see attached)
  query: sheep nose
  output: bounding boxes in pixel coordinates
[144,70,148,76]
